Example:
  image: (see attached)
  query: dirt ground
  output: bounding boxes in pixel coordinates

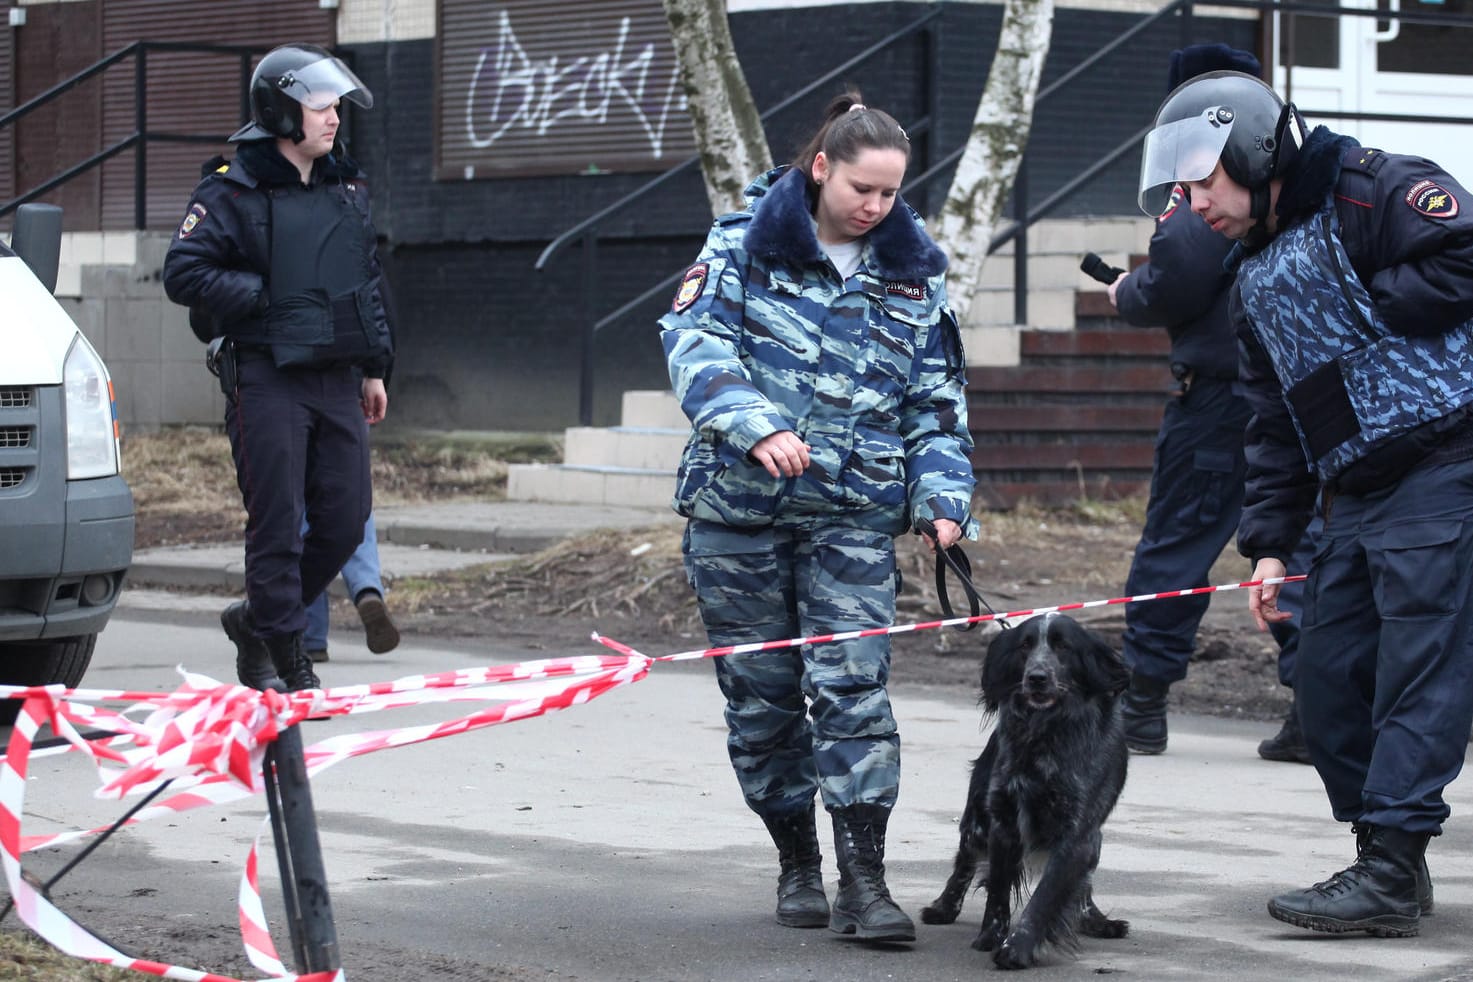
[363,509,1294,728]
[124,428,1294,728]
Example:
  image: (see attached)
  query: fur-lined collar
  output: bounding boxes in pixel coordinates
[1275,126,1360,229]
[742,166,947,281]
[1228,126,1359,267]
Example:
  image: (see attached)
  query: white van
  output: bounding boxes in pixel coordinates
[0,204,133,708]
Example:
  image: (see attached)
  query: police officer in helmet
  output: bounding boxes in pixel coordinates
[1140,70,1473,937]
[164,43,393,694]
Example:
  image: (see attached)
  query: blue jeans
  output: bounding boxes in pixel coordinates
[303,513,384,652]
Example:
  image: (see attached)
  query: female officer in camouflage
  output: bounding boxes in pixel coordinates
[659,92,975,944]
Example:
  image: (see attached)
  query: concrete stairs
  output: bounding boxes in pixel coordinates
[48,230,221,431]
[500,216,1165,511]
[507,391,687,508]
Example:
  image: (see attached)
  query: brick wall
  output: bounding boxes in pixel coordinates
[337,3,1252,431]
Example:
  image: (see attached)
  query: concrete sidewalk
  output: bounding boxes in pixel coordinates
[57,618,1473,981]
[126,499,682,597]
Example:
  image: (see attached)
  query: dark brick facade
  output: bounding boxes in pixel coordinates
[344,2,1255,431]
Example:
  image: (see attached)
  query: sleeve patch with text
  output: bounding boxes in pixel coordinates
[672,262,709,313]
[1406,180,1459,219]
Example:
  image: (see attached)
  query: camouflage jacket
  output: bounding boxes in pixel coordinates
[659,166,975,535]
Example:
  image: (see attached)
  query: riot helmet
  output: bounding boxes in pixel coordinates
[229,43,373,143]
[1137,71,1305,218]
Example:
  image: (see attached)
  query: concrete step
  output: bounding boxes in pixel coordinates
[620,390,687,429]
[990,216,1154,256]
[125,500,682,594]
[506,463,674,508]
[967,288,1077,329]
[564,425,687,470]
[127,541,509,596]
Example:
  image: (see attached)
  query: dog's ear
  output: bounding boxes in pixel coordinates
[1082,631,1132,697]
[980,627,1017,712]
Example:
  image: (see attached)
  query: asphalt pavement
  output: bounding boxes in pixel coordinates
[47,500,1473,981]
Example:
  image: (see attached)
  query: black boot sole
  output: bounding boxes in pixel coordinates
[1267,899,1419,937]
[1257,743,1313,764]
[829,912,916,943]
[776,909,830,929]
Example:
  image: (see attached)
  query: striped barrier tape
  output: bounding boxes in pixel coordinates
[0,574,1301,979]
[593,575,1309,662]
[0,655,650,981]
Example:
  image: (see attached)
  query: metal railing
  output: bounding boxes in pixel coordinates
[0,40,261,226]
[534,6,945,425]
[538,0,1473,425]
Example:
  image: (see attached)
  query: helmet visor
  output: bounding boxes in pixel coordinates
[273,55,374,112]
[1137,109,1233,216]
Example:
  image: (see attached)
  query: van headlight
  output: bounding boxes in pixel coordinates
[63,335,121,479]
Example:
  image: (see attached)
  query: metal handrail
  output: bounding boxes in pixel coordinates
[0,40,262,224]
[533,5,944,274]
[537,5,946,425]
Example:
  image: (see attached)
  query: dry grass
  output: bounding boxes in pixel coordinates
[0,929,136,980]
[119,427,563,548]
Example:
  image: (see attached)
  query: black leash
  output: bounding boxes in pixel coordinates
[913,518,1006,631]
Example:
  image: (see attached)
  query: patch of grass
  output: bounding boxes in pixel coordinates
[0,929,136,980]
[120,426,237,516]
[120,426,564,513]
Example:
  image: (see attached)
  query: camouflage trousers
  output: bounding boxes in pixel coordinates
[683,519,901,818]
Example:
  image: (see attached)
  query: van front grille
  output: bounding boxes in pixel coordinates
[0,388,32,409]
[0,468,26,490]
[0,427,30,449]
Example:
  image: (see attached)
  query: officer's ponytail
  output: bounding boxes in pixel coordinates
[791,90,910,198]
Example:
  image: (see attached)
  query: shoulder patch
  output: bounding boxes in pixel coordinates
[1406,179,1459,219]
[1341,147,1387,177]
[1159,184,1185,222]
[178,202,207,239]
[672,262,710,313]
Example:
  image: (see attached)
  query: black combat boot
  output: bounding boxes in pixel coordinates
[1257,693,1312,764]
[262,632,322,693]
[829,804,915,943]
[1355,822,1433,915]
[1121,673,1169,754]
[221,601,283,692]
[1268,825,1428,936]
[760,803,829,928]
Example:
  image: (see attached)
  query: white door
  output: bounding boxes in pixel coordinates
[1272,0,1473,186]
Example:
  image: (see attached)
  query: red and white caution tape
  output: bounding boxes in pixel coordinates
[0,574,1301,980]
[0,653,650,981]
[593,574,1308,662]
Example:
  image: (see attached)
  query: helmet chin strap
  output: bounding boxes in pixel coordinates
[1242,183,1274,250]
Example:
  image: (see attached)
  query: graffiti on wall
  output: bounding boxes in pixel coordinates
[464,9,689,162]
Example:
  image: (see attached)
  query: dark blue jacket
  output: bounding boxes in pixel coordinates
[1236,128,1473,562]
[162,141,392,378]
[1114,184,1238,378]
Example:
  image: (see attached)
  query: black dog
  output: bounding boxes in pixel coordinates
[921,612,1131,969]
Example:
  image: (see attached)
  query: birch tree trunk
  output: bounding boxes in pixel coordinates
[933,0,1054,325]
[663,0,773,217]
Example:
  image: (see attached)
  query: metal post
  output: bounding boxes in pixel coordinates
[263,724,340,974]
[923,25,943,218]
[1179,0,1195,51]
[1012,163,1029,325]
[579,230,598,426]
[134,46,148,229]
